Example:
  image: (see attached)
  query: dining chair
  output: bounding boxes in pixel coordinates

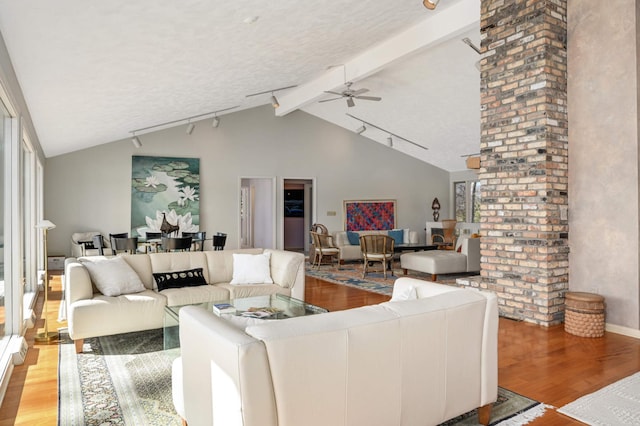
[310,231,340,269]
[212,233,227,251]
[142,231,163,253]
[182,231,206,251]
[162,236,192,252]
[359,234,395,278]
[91,234,112,256]
[109,232,128,253]
[112,237,139,254]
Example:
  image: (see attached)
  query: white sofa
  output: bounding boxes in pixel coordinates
[333,229,419,262]
[400,236,481,280]
[65,248,304,352]
[176,277,498,426]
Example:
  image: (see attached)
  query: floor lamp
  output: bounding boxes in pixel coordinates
[35,219,58,343]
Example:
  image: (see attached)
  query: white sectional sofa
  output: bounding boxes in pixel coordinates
[333,229,419,262]
[64,248,304,352]
[400,236,481,280]
[175,277,498,426]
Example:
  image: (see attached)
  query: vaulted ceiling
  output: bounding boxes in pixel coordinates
[0,0,480,171]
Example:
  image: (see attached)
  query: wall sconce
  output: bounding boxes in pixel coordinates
[431,198,441,222]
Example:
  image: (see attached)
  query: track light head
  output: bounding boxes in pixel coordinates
[271,94,280,108]
[423,0,440,10]
[131,136,142,148]
[356,125,366,135]
[212,116,220,128]
[186,123,195,135]
[387,136,393,147]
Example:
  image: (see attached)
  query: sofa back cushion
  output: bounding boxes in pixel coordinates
[265,249,304,289]
[121,254,154,290]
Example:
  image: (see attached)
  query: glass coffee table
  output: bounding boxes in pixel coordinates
[163,293,328,349]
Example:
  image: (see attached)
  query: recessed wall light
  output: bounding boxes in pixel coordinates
[243,16,259,24]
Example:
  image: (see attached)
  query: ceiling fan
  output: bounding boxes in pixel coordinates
[319,81,382,108]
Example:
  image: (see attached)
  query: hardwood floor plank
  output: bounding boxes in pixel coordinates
[1,272,639,425]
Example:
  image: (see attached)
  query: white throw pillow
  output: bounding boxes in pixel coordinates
[81,256,146,296]
[230,252,273,285]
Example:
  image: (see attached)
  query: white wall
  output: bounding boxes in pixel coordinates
[44,105,450,255]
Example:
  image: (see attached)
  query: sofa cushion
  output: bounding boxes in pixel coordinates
[230,252,273,285]
[387,229,404,245]
[153,267,208,291]
[346,231,360,245]
[161,284,230,306]
[80,256,146,297]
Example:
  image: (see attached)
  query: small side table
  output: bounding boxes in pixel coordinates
[564,292,605,337]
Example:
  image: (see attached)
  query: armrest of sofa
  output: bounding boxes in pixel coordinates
[407,231,419,244]
[266,249,306,301]
[462,237,481,272]
[332,231,350,247]
[179,305,277,426]
[64,258,95,305]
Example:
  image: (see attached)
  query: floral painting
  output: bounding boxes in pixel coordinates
[131,155,200,237]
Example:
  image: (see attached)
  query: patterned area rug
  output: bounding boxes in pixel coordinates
[558,371,640,425]
[58,328,181,425]
[58,328,548,425]
[441,388,550,425]
[305,261,476,296]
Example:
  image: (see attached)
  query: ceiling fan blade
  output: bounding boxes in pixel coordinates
[351,88,369,96]
[355,96,382,101]
[319,97,342,103]
[347,98,355,108]
[324,90,344,96]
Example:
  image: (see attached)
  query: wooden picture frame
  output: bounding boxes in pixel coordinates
[343,199,396,231]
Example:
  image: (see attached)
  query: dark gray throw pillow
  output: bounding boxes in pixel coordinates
[153,267,208,291]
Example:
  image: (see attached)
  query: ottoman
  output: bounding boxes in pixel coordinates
[400,250,467,281]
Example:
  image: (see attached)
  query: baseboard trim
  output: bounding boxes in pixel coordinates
[605,323,640,339]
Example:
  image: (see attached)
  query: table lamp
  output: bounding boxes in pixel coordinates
[35,219,58,343]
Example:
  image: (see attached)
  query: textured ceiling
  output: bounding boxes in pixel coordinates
[0,0,480,170]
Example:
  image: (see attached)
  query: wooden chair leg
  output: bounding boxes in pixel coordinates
[74,339,84,354]
[478,403,492,426]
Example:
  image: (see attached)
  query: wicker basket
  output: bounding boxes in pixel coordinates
[564,292,605,338]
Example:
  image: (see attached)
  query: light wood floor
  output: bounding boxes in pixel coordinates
[1,273,640,425]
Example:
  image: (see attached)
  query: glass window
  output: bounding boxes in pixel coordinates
[454,180,481,223]
[454,181,467,222]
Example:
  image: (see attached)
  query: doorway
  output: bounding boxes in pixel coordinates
[283,178,314,253]
[239,177,276,249]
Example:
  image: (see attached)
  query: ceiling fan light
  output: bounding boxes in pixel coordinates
[271,95,279,108]
[212,116,220,128]
[186,123,195,135]
[423,0,440,10]
[131,136,142,148]
[347,97,355,108]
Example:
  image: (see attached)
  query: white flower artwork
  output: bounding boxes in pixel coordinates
[131,156,200,237]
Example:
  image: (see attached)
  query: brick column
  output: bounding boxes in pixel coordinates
[478,0,568,326]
